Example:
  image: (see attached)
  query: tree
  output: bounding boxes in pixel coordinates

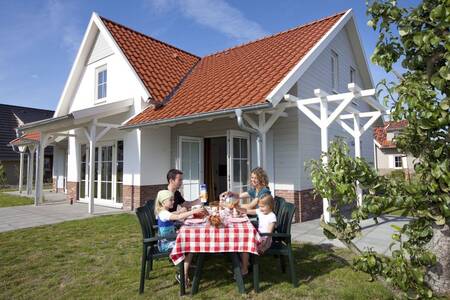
[309,0,450,297]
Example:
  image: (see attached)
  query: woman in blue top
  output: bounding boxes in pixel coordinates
[221,167,271,210]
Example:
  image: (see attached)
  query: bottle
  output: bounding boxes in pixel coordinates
[200,184,208,204]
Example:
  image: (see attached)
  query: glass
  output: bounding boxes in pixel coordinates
[116,183,123,203]
[181,141,190,180]
[190,142,199,180]
[233,160,240,182]
[240,138,247,158]
[233,138,240,159]
[117,162,123,182]
[117,141,123,161]
[241,160,248,184]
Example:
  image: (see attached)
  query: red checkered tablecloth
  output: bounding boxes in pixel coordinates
[170,221,260,265]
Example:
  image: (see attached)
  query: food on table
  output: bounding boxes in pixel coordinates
[208,215,222,228]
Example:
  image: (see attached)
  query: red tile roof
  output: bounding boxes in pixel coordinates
[110,12,346,126]
[10,132,41,145]
[100,17,200,102]
[373,120,408,148]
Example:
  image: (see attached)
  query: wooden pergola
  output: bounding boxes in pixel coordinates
[284,83,387,223]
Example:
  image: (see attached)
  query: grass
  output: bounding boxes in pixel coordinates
[0,214,394,299]
[0,192,33,207]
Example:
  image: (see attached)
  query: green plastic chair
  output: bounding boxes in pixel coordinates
[273,196,286,217]
[252,202,298,292]
[136,205,178,294]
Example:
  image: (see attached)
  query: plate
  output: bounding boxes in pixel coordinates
[228,217,247,223]
[185,218,206,225]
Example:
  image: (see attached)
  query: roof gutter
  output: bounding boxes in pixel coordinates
[119,103,272,130]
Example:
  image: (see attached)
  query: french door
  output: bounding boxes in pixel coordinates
[178,136,203,201]
[227,130,250,193]
[80,141,122,206]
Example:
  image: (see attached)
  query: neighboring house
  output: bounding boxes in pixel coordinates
[0,104,54,185]
[14,9,382,222]
[373,120,415,176]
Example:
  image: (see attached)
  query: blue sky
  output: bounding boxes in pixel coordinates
[0,0,399,111]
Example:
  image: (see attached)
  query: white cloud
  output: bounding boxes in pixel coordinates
[145,0,268,42]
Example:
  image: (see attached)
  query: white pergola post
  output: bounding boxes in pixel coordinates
[18,152,24,194]
[285,83,386,224]
[35,133,48,206]
[318,90,331,223]
[27,146,35,196]
[353,114,363,206]
[88,120,97,214]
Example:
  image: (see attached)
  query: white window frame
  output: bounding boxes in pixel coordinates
[177,136,204,202]
[95,65,107,103]
[394,155,403,169]
[227,130,250,194]
[331,50,339,93]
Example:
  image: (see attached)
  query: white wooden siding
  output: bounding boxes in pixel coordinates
[87,33,114,65]
[272,25,375,190]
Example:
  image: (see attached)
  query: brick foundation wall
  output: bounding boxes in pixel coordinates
[274,188,323,223]
[123,184,166,211]
[66,181,79,203]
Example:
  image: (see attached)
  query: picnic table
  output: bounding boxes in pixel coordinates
[170,210,260,295]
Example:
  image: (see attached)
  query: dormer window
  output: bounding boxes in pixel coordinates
[95,65,107,102]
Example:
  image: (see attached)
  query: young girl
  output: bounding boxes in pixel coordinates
[154,190,205,287]
[235,194,276,275]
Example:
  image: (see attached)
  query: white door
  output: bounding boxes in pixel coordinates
[227,130,250,193]
[178,136,203,201]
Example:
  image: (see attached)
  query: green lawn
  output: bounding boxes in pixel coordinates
[0,192,33,207]
[0,214,394,299]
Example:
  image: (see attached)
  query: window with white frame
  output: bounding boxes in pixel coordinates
[350,66,356,83]
[331,50,339,91]
[394,155,403,168]
[95,65,107,101]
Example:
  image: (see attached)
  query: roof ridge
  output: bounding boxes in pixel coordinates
[202,10,348,59]
[0,103,54,112]
[99,15,200,59]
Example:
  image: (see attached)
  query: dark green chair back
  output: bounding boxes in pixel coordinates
[275,202,295,236]
[136,205,157,240]
[273,196,285,217]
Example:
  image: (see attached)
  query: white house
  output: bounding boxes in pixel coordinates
[12,9,384,222]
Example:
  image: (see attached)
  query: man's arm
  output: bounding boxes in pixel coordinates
[181,198,201,208]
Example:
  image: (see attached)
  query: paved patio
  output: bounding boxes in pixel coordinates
[291,214,411,256]
[0,201,123,233]
[5,189,67,204]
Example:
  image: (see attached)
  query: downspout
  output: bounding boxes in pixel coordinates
[235,109,263,167]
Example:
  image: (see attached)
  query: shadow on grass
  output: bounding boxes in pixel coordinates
[187,243,351,294]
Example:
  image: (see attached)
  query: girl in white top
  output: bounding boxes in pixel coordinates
[235,195,276,276]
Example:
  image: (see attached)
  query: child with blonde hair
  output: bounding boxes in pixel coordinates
[155,190,205,287]
[235,194,276,275]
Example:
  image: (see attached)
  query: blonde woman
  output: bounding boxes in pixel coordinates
[154,190,205,287]
[220,167,271,210]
